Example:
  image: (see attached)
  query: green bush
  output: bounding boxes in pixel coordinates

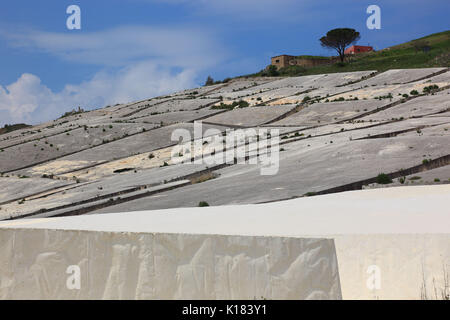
[204,76,214,86]
[266,65,279,76]
[302,96,311,103]
[237,100,249,108]
[423,85,439,93]
[198,201,210,207]
[376,173,393,184]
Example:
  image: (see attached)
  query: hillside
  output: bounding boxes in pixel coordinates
[247,30,450,78]
[0,67,449,220]
[0,124,31,136]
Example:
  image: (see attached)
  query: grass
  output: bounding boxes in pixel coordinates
[198,201,210,207]
[0,123,31,135]
[190,172,217,184]
[241,30,450,78]
[211,100,249,110]
[375,173,393,184]
[160,161,169,167]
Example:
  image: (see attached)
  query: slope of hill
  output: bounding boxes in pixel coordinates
[0,67,449,220]
[0,124,31,136]
[247,30,450,77]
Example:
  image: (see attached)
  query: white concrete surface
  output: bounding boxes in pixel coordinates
[0,185,449,299]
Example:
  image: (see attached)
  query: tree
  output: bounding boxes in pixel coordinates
[266,65,279,76]
[320,28,361,62]
[204,75,214,86]
[412,40,431,53]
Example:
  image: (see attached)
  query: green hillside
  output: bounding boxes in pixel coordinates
[247,30,450,78]
[0,123,31,135]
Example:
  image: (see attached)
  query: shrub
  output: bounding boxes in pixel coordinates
[374,93,393,100]
[376,173,392,184]
[266,65,279,77]
[198,201,210,207]
[275,65,306,76]
[204,76,214,86]
[191,172,217,184]
[302,96,311,103]
[410,90,419,95]
[211,102,234,110]
[237,100,249,108]
[423,85,439,93]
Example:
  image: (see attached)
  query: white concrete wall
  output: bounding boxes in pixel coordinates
[0,228,342,300]
[333,234,450,300]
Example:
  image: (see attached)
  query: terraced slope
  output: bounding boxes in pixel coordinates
[0,68,449,220]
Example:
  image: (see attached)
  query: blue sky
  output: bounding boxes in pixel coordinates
[0,0,449,126]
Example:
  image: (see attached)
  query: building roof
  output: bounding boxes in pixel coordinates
[271,54,296,59]
[348,45,373,49]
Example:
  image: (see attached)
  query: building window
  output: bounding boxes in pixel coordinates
[275,59,280,63]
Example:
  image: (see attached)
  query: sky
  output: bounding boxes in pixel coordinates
[0,0,449,126]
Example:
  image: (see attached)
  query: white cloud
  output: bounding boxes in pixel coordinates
[5,25,226,68]
[0,25,227,126]
[0,62,199,126]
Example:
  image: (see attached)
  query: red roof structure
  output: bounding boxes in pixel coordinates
[344,45,374,55]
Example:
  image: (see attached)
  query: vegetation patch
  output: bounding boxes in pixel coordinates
[375,173,393,184]
[190,172,218,184]
[198,201,210,207]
